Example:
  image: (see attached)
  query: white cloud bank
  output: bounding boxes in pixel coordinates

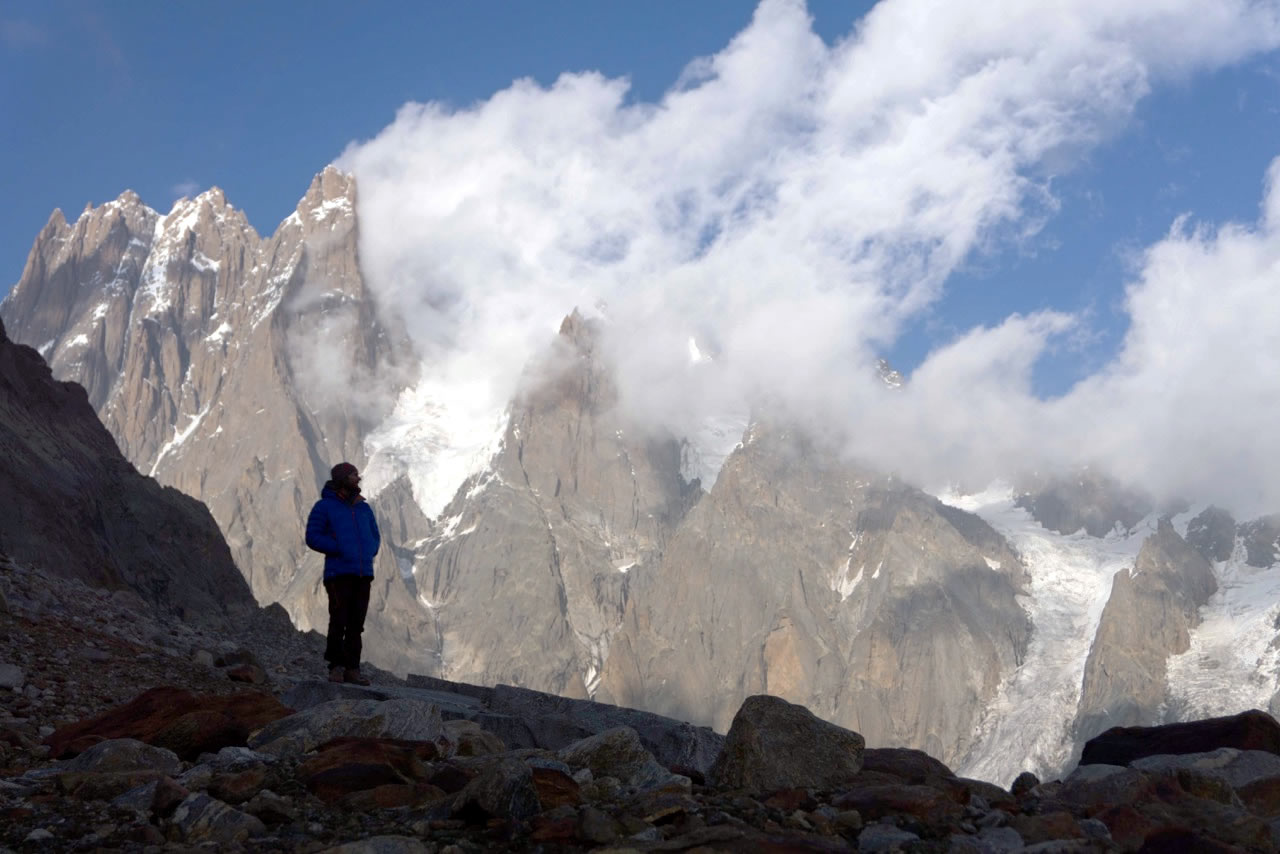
[340,0,1280,517]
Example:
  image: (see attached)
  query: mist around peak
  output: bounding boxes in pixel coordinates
[337,0,1280,518]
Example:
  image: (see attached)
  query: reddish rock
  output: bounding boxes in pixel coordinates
[763,788,817,811]
[1081,710,1280,767]
[859,748,955,783]
[208,765,271,805]
[226,664,267,685]
[831,784,964,823]
[298,738,430,804]
[44,686,292,760]
[1238,775,1280,818]
[1096,804,1160,850]
[151,776,189,817]
[340,782,446,811]
[530,815,579,843]
[316,735,442,761]
[531,767,582,809]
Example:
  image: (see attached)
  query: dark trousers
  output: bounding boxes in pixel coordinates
[324,575,372,669]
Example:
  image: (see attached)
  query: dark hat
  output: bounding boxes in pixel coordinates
[331,462,359,481]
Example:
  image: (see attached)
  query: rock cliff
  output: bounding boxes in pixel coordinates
[597,419,1031,766]
[0,315,252,627]
[1076,519,1217,743]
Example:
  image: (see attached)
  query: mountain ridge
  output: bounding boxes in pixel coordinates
[6,170,1280,781]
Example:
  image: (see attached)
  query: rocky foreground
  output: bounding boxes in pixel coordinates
[6,559,1280,852]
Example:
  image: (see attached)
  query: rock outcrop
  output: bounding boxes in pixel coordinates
[398,312,697,696]
[1016,471,1153,538]
[597,419,1031,767]
[1076,519,1218,743]
[0,316,253,626]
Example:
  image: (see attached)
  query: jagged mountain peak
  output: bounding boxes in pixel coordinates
[156,188,255,241]
[556,307,600,354]
[287,166,357,231]
[72,189,160,226]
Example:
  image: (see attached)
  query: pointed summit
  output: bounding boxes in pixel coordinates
[288,165,356,230]
[557,308,601,356]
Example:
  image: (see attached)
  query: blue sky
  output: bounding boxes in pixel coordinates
[0,1,860,289]
[3,0,1279,405]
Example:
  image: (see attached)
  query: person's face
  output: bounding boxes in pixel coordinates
[343,469,361,491]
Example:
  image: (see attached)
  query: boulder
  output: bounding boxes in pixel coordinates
[488,683,725,778]
[1056,766,1154,811]
[44,686,292,760]
[1132,748,1280,817]
[1080,709,1280,767]
[1011,771,1040,798]
[449,758,541,823]
[1131,747,1280,790]
[249,697,446,756]
[250,696,450,757]
[58,770,166,800]
[709,695,864,793]
[857,823,921,851]
[859,747,955,783]
[243,789,298,825]
[168,792,266,845]
[531,767,582,808]
[61,737,181,774]
[297,738,433,803]
[558,727,688,792]
[227,663,267,685]
[832,784,964,823]
[208,763,273,805]
[443,719,506,756]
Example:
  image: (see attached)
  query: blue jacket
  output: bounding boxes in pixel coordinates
[305,483,380,579]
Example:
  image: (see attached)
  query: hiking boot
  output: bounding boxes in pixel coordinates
[343,668,370,686]
[328,666,345,683]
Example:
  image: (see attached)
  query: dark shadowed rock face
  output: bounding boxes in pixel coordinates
[0,317,254,627]
[710,695,865,793]
[1015,471,1152,538]
[1075,519,1217,745]
[1242,515,1280,568]
[1080,710,1280,767]
[1185,506,1237,563]
[1184,505,1280,569]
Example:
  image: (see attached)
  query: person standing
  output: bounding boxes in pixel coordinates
[305,462,379,685]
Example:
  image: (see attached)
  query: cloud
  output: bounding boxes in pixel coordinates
[340,0,1280,517]
[171,179,201,200]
